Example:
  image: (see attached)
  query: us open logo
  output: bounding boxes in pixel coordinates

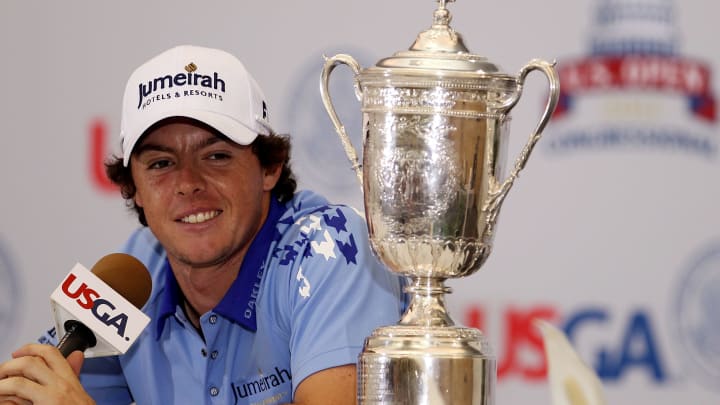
[285,46,373,211]
[0,239,22,352]
[546,0,717,158]
[672,241,720,391]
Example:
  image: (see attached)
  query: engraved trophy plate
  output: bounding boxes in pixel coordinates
[320,1,560,403]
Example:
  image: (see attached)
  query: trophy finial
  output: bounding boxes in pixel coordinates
[434,0,454,26]
[409,0,467,53]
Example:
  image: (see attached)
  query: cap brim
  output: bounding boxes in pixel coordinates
[123,109,264,166]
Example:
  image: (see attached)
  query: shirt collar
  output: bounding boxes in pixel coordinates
[155,197,285,339]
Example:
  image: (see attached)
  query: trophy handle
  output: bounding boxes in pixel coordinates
[486,59,560,217]
[320,54,364,186]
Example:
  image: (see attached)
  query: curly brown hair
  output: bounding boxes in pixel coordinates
[106,122,297,226]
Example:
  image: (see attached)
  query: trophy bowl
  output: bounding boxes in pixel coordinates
[321,1,560,403]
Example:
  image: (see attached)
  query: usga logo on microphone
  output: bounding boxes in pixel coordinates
[61,273,132,337]
[50,263,150,358]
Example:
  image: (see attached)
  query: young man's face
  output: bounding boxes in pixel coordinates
[130,120,280,269]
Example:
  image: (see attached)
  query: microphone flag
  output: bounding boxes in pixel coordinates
[50,262,151,358]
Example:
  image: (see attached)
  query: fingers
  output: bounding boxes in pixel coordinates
[66,351,85,377]
[10,344,76,379]
[0,344,92,405]
[0,355,55,385]
[0,377,40,404]
[0,349,49,403]
[0,395,32,405]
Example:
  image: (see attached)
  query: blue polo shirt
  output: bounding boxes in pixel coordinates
[40,190,405,405]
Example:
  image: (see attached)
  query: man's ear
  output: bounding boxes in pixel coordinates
[263,164,283,191]
[133,191,144,208]
[128,165,143,207]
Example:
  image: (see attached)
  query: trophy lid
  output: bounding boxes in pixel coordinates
[372,0,506,76]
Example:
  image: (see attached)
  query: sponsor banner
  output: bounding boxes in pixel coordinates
[555,55,716,122]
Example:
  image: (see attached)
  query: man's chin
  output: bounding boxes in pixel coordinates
[171,248,238,270]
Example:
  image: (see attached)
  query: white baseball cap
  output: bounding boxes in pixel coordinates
[120,45,273,166]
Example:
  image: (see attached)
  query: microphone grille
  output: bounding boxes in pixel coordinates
[90,253,152,310]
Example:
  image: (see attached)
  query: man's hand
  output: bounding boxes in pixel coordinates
[0,344,94,405]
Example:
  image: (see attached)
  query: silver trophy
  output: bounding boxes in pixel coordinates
[320,1,560,403]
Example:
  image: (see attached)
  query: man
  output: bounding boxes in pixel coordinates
[0,45,405,404]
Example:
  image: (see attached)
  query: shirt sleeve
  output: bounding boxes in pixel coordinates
[284,205,406,391]
[78,357,134,405]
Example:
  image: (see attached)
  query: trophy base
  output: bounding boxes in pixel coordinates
[358,324,496,405]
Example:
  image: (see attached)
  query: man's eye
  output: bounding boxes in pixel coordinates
[148,159,172,169]
[207,152,231,160]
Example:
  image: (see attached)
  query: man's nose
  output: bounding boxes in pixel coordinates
[175,162,205,195]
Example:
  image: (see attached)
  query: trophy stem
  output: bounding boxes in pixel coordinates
[358,274,496,404]
[399,276,454,328]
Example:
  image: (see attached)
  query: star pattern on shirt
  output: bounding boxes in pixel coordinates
[324,209,348,233]
[311,229,337,260]
[275,205,361,268]
[276,244,298,266]
[296,266,311,298]
[337,233,359,265]
[296,214,322,234]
